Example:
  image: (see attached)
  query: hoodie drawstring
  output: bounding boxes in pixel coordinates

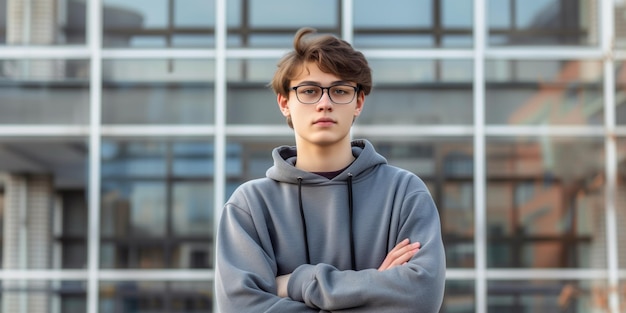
[297,175,356,270]
[297,177,311,264]
[347,174,356,270]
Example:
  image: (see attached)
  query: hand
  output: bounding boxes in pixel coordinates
[276,274,291,298]
[378,239,420,271]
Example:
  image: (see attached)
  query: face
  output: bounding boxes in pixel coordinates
[277,62,365,148]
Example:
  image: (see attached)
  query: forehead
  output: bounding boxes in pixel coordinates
[292,61,342,84]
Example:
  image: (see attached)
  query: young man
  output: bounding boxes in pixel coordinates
[215,27,445,312]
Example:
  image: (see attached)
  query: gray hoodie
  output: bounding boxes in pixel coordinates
[216,139,445,312]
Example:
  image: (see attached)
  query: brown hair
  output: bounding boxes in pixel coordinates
[270,27,372,98]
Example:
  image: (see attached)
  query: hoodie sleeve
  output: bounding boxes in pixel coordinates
[215,201,321,313]
[286,190,446,312]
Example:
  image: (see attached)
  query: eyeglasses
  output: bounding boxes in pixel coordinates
[290,85,359,104]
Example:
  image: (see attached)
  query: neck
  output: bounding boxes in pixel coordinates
[294,139,355,172]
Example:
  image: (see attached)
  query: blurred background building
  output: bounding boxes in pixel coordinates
[0,0,625,312]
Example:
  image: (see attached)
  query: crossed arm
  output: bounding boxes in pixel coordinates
[276,239,421,298]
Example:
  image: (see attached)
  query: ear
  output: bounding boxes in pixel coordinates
[354,91,365,116]
[277,93,290,117]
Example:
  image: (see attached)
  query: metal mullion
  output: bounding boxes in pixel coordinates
[100,125,215,137]
[484,125,606,136]
[87,0,102,312]
[601,0,620,312]
[0,126,89,137]
[362,49,474,59]
[223,49,286,59]
[334,0,351,103]
[0,47,90,59]
[474,0,487,312]
[102,49,216,59]
[615,50,626,59]
[0,270,89,280]
[213,1,227,313]
[486,269,608,280]
[341,0,353,44]
[98,269,214,281]
[214,0,227,242]
[351,125,474,137]
[485,47,603,59]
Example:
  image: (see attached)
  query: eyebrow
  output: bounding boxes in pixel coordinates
[295,80,354,86]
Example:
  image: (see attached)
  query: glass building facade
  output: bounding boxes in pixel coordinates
[0,0,625,312]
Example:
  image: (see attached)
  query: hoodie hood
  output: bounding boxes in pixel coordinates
[266,139,388,184]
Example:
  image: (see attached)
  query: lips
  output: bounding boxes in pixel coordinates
[314,117,335,124]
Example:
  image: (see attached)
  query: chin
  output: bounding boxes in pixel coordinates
[303,134,350,147]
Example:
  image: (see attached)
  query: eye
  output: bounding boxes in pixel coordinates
[332,86,353,95]
[298,86,320,95]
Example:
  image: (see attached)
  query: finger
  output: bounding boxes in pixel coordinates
[387,241,420,260]
[379,249,417,271]
[388,239,410,254]
[378,241,420,271]
[379,240,410,269]
[382,248,419,271]
[378,239,410,270]
[388,246,419,267]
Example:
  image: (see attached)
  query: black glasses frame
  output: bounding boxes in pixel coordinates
[290,85,359,104]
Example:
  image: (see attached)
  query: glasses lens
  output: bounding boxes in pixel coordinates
[295,86,323,104]
[328,86,356,104]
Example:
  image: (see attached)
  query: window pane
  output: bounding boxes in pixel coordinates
[616,1,626,48]
[0,0,86,45]
[486,137,605,268]
[354,0,431,28]
[99,281,212,313]
[174,0,215,28]
[61,190,88,269]
[0,59,89,125]
[488,0,511,28]
[101,181,167,238]
[488,0,598,46]
[360,59,473,125]
[488,280,605,311]
[442,0,473,28]
[354,0,472,48]
[173,182,213,237]
[0,139,88,270]
[618,138,626,270]
[100,139,214,269]
[367,138,474,268]
[102,0,215,48]
[617,62,626,125]
[486,60,603,126]
[101,141,168,179]
[0,280,87,313]
[226,59,283,125]
[249,0,335,28]
[441,280,474,313]
[102,59,215,125]
[226,0,339,48]
[225,137,289,199]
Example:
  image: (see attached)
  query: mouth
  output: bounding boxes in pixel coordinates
[313,117,335,124]
[313,118,336,125]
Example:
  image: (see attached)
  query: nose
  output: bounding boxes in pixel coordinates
[316,89,333,111]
